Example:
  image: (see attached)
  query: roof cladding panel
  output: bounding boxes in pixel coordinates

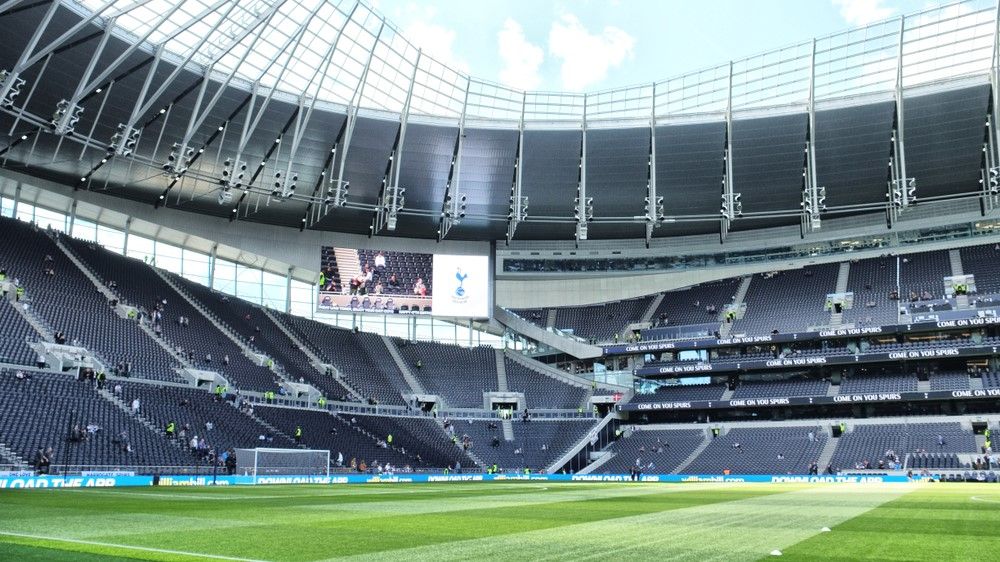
[451,127,518,239]
[903,85,989,200]
[310,117,398,236]
[656,121,726,219]
[815,102,894,208]
[731,113,807,213]
[585,127,649,239]
[340,116,399,205]
[586,127,648,217]
[516,130,581,240]
[392,123,458,237]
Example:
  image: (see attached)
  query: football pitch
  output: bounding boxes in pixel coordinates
[0,481,997,561]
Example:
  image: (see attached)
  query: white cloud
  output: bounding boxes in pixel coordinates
[548,13,635,92]
[403,21,470,74]
[497,18,544,91]
[397,5,470,74]
[832,0,895,27]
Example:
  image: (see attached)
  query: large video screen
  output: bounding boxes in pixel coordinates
[319,247,490,318]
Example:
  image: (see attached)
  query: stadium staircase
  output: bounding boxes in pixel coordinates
[948,250,971,308]
[494,349,509,392]
[815,429,839,471]
[153,269,291,385]
[260,308,365,402]
[545,413,617,474]
[917,379,931,393]
[949,249,964,276]
[252,410,309,450]
[6,299,54,343]
[545,309,557,330]
[639,293,666,325]
[720,387,735,401]
[459,439,487,469]
[379,336,428,397]
[53,236,117,303]
[717,277,752,338]
[332,248,361,289]
[829,262,851,327]
[835,262,851,294]
[55,237,192,368]
[576,447,617,474]
[501,420,515,442]
[671,430,713,474]
[975,433,987,451]
[96,386,186,453]
[617,294,666,341]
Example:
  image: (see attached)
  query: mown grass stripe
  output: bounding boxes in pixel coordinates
[331,484,912,562]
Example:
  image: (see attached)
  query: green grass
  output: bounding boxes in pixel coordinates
[0,482,997,561]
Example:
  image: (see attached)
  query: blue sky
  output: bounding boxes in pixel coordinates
[371,0,929,92]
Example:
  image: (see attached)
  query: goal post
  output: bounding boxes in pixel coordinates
[235,448,330,477]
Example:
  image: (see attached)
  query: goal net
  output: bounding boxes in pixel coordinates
[234,448,330,477]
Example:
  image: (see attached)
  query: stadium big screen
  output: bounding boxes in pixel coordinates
[318,246,490,317]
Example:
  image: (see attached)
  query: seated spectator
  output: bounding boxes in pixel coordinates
[413,278,427,296]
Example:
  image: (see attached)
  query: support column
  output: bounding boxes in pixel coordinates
[11,182,20,218]
[121,217,132,256]
[720,61,740,242]
[982,1,1000,214]
[285,267,293,314]
[576,95,591,243]
[645,82,661,247]
[802,38,825,235]
[888,15,915,227]
[67,199,77,234]
[208,243,218,290]
[439,81,471,241]
[507,92,527,243]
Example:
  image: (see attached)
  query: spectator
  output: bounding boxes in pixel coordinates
[130,397,140,415]
[34,447,50,475]
[413,278,427,296]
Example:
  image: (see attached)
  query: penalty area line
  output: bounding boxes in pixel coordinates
[970,495,1000,504]
[0,530,271,562]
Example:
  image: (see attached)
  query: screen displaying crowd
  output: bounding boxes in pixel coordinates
[318,247,491,318]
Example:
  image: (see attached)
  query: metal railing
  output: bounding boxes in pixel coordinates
[65,0,998,125]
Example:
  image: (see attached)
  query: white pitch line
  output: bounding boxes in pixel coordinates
[0,530,272,562]
[970,495,1000,504]
[59,483,557,501]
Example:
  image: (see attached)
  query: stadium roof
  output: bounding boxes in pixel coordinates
[0,0,997,241]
